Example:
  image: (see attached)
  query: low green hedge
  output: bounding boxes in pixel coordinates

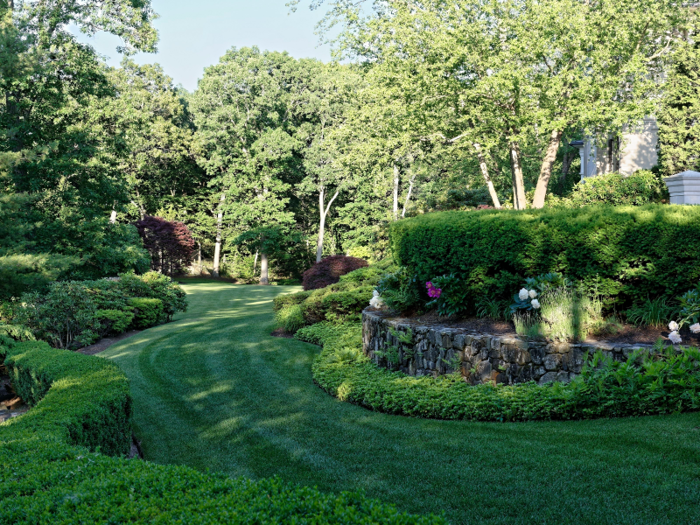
[391,204,700,310]
[0,340,443,524]
[304,322,700,422]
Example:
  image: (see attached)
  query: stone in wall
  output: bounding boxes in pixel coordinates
[362,309,658,386]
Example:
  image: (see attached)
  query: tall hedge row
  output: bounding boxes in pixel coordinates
[390,204,700,308]
[0,340,442,524]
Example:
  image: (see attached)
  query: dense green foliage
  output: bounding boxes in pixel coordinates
[550,171,668,207]
[658,35,700,176]
[391,204,700,311]
[128,297,164,329]
[306,322,700,421]
[0,338,442,525]
[275,261,391,332]
[9,273,186,349]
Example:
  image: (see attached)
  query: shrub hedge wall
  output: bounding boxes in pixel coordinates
[390,204,700,309]
[0,339,442,524]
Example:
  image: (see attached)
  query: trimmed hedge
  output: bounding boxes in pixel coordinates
[305,322,700,422]
[302,255,369,290]
[0,340,443,524]
[391,204,700,310]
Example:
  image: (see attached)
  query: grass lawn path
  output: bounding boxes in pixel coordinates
[102,282,700,525]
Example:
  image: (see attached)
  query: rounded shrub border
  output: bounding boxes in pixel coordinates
[304,323,700,422]
[0,339,443,524]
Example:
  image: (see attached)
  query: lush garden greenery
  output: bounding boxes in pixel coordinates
[75,283,700,524]
[4,0,700,523]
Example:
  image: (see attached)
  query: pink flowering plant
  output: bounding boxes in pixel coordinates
[425,274,469,317]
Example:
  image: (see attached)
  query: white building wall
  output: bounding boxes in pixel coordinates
[619,117,659,175]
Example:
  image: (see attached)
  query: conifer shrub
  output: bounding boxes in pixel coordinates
[302,255,368,291]
[390,204,700,311]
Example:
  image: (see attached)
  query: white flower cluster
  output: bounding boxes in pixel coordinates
[369,290,385,309]
[518,288,540,309]
[668,320,700,345]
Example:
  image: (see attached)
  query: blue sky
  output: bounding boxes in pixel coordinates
[73,1,332,92]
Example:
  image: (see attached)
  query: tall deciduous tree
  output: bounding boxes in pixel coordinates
[191,47,302,283]
[297,0,687,208]
[658,26,700,176]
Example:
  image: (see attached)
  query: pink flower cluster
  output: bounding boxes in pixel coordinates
[426,281,442,299]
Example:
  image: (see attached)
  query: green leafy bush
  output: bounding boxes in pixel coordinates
[275,304,306,333]
[275,263,391,326]
[118,272,187,322]
[96,309,135,337]
[17,281,100,349]
[309,323,700,422]
[376,267,422,313]
[0,340,441,525]
[273,290,312,312]
[391,204,700,311]
[129,298,164,329]
[425,274,470,317]
[554,170,668,208]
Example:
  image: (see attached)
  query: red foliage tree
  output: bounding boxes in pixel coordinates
[302,255,369,290]
[135,216,195,276]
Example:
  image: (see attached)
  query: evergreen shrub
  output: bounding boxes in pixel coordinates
[0,340,442,525]
[302,255,368,290]
[390,204,700,311]
[129,298,164,329]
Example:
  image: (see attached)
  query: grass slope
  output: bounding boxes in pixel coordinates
[102,283,700,525]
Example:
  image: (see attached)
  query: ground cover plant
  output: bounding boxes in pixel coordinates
[0,337,440,524]
[306,322,700,421]
[96,282,700,524]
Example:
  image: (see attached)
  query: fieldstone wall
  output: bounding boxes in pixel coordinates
[362,309,656,385]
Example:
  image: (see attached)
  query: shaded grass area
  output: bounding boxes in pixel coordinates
[102,283,700,525]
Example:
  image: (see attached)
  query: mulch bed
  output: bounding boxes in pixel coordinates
[271,328,295,339]
[77,330,142,356]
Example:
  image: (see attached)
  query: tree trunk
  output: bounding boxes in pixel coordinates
[474,143,501,208]
[509,142,527,210]
[532,129,564,209]
[316,188,340,263]
[317,189,326,264]
[212,193,225,278]
[253,250,258,273]
[259,252,269,285]
[401,171,417,218]
[392,164,400,221]
[197,242,202,276]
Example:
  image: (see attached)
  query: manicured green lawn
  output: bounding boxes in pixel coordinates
[102,283,700,525]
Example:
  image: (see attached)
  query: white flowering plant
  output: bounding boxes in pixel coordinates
[510,272,571,315]
[666,287,700,344]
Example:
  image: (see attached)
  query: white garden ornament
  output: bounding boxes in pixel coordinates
[369,290,385,309]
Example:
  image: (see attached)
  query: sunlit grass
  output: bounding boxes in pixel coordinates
[101,283,700,525]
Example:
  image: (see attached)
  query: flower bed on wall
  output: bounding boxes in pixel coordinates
[363,309,662,385]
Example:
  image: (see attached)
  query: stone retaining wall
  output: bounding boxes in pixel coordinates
[362,309,657,385]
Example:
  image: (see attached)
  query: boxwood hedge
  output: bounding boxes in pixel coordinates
[390,204,700,309]
[0,339,443,524]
